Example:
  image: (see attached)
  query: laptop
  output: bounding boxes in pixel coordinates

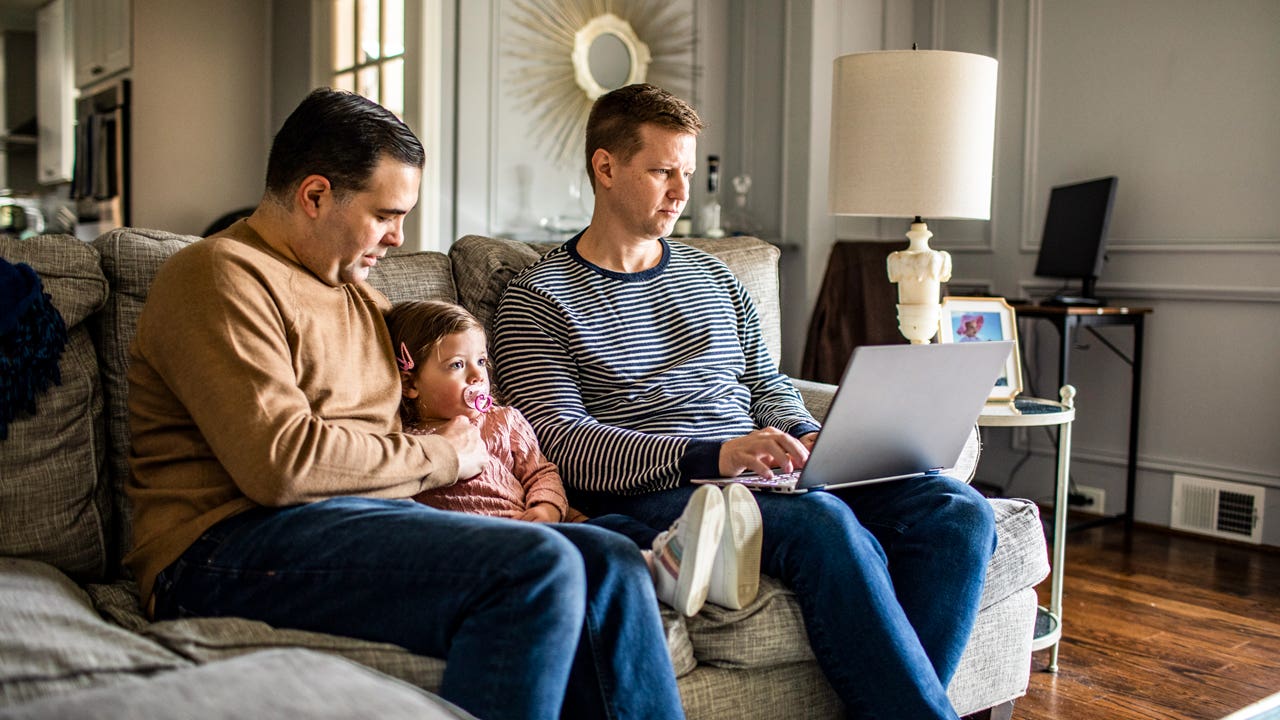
[693,341,1013,494]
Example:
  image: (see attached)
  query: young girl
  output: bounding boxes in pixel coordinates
[386,300,762,616]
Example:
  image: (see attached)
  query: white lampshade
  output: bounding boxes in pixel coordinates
[829,50,998,220]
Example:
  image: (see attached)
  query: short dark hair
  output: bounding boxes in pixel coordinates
[264,88,425,201]
[584,84,704,191]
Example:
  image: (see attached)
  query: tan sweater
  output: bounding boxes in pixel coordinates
[125,222,459,609]
[408,406,569,520]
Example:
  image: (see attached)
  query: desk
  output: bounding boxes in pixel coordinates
[980,388,1076,672]
[1014,305,1152,532]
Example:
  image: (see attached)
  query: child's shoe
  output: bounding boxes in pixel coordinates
[707,482,763,609]
[651,485,726,616]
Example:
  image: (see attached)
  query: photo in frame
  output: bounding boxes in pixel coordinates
[938,296,1023,402]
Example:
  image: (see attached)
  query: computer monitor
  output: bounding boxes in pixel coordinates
[1034,176,1118,306]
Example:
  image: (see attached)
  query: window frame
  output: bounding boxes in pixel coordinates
[311,0,448,252]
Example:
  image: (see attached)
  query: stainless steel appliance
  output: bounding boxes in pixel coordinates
[72,79,129,241]
[0,195,46,237]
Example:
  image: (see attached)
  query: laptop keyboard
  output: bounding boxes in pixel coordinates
[740,470,801,487]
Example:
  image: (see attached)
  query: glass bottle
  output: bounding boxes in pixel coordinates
[700,154,725,238]
[722,174,761,237]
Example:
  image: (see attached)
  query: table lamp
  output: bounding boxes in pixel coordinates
[828,49,998,343]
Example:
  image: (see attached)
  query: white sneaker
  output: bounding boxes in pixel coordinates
[707,483,763,610]
[651,485,725,617]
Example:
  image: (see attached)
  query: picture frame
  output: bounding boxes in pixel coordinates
[938,296,1023,402]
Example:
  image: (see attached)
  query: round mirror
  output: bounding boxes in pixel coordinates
[572,13,651,100]
[588,32,631,91]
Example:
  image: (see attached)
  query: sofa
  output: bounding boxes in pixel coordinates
[0,228,1050,719]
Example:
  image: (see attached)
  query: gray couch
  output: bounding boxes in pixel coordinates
[0,229,1050,719]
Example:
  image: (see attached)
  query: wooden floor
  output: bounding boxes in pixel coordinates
[1011,517,1280,719]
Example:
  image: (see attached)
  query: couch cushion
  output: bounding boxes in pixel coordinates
[678,662,841,720]
[92,228,200,570]
[980,498,1049,610]
[684,576,814,669]
[0,559,189,707]
[367,250,457,304]
[87,576,699,683]
[448,235,542,340]
[657,606,698,677]
[0,235,111,581]
[680,498,1046,672]
[0,235,107,327]
[84,577,447,693]
[0,648,477,720]
[681,237,782,364]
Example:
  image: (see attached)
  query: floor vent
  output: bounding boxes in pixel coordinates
[1171,473,1264,544]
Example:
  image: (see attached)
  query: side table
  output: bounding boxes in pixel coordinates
[1014,304,1151,532]
[979,386,1076,672]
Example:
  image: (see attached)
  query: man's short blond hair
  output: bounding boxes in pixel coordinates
[584,84,704,191]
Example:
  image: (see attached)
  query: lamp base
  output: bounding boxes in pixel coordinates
[887,221,952,343]
[896,303,940,344]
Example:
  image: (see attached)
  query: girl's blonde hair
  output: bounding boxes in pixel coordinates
[385,300,486,425]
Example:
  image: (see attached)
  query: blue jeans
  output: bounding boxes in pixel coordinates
[152,497,684,720]
[573,475,997,720]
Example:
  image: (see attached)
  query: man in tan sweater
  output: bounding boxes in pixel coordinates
[124,88,685,720]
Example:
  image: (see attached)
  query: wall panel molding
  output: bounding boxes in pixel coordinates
[1019,280,1280,304]
[1010,439,1280,491]
[984,0,1004,255]
[1018,239,1280,255]
[484,0,502,234]
[1016,0,1041,254]
[1107,239,1280,254]
[975,0,1280,544]
[931,0,946,49]
[947,277,995,295]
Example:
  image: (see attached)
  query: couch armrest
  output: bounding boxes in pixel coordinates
[790,378,836,422]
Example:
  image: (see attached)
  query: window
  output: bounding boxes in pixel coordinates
[329,0,406,118]
[313,0,449,252]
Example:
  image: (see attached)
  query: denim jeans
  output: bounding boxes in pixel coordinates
[573,475,997,720]
[152,497,684,720]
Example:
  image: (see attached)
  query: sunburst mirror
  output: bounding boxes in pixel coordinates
[506,0,695,167]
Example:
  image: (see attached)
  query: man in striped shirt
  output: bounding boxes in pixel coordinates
[493,84,996,719]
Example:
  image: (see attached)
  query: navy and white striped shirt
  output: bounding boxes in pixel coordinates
[492,234,819,495]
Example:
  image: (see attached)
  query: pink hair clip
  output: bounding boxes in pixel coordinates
[396,342,415,372]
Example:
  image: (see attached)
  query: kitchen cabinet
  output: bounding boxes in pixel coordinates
[73,0,131,89]
[1,30,37,194]
[38,0,75,184]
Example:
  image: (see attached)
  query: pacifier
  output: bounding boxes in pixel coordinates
[463,386,493,414]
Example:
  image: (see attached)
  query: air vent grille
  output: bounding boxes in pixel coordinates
[1171,474,1263,544]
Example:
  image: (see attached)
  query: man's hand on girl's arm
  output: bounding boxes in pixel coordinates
[433,416,489,481]
[517,503,562,523]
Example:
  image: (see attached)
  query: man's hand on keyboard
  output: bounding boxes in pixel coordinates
[719,427,811,479]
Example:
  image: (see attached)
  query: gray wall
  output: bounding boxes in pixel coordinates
[753,0,1279,545]
[938,0,1279,546]
[130,0,270,234]
[453,0,700,241]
